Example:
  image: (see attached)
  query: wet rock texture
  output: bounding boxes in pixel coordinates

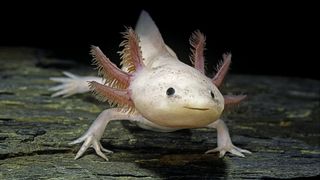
[1,47,319,179]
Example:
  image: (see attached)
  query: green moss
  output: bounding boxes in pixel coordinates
[234,125,256,131]
[15,116,72,123]
[0,100,25,106]
[286,109,311,118]
[300,150,320,155]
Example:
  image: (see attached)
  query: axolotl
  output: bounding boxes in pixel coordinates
[50,11,251,160]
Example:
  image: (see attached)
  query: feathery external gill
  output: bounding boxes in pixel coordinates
[91,46,130,89]
[119,27,144,73]
[224,95,247,105]
[89,28,145,113]
[189,30,206,74]
[89,81,134,112]
[212,53,231,87]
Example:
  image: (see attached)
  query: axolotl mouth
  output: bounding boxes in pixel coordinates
[183,106,210,111]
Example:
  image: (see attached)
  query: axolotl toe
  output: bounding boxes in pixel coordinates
[51,10,251,160]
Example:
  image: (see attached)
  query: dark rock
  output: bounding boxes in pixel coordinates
[0,47,319,179]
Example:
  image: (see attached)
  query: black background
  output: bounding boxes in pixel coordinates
[1,2,318,80]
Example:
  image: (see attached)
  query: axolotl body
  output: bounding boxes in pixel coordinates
[50,11,251,160]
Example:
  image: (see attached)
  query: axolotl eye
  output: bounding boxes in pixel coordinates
[166,87,175,96]
[210,91,215,99]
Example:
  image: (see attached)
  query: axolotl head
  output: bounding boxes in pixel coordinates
[125,11,229,128]
[130,60,225,128]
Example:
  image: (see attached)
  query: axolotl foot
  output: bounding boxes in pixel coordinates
[205,143,252,158]
[69,134,113,161]
[49,71,103,97]
[206,119,252,157]
[69,108,143,161]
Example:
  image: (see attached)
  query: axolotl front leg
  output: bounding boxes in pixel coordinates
[206,119,251,157]
[70,108,144,160]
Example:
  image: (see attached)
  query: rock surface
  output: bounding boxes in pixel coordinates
[0,47,319,179]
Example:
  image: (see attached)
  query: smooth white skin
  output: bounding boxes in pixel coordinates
[130,56,224,128]
[51,10,251,160]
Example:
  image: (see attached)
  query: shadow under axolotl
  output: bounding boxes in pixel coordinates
[101,121,228,178]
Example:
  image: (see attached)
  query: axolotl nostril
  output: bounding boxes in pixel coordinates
[50,10,251,161]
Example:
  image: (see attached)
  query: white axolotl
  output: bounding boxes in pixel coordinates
[50,10,251,160]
